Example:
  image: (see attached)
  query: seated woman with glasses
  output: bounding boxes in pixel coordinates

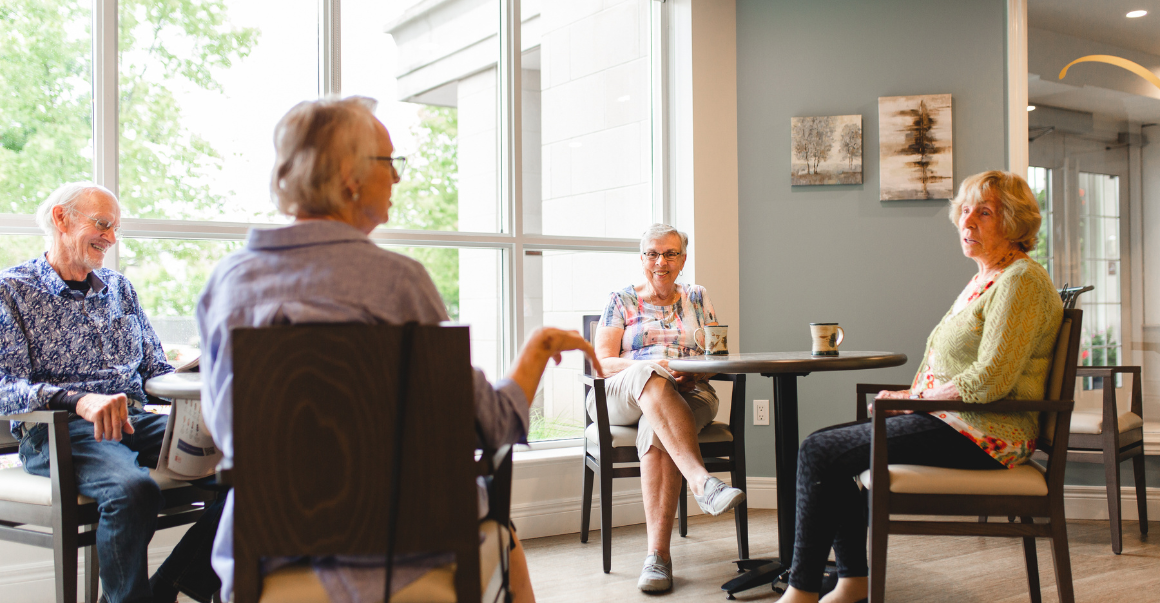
[592,224,746,593]
[197,95,601,603]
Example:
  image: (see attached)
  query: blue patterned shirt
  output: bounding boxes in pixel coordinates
[0,256,173,437]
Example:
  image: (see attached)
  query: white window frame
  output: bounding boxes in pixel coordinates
[0,0,669,449]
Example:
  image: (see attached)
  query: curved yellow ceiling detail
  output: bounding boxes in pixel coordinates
[1058,54,1160,91]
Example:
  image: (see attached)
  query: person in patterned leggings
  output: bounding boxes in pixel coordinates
[778,171,1064,603]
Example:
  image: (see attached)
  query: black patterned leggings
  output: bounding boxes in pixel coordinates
[788,413,1003,592]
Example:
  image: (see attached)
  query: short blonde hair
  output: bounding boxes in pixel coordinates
[948,171,1042,252]
[270,96,380,218]
[640,223,688,254]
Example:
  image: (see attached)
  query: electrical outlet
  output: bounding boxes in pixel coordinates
[754,400,770,426]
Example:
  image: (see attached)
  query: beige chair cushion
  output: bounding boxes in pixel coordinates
[0,466,189,506]
[857,462,1047,496]
[1070,410,1144,435]
[584,421,733,449]
[259,520,508,603]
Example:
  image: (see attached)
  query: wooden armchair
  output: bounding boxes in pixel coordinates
[857,308,1082,603]
[577,315,749,573]
[231,323,510,603]
[0,410,215,603]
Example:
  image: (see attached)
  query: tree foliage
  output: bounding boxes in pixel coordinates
[839,123,862,170]
[792,116,836,175]
[0,0,462,329]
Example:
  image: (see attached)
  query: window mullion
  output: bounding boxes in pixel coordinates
[499,0,522,367]
[93,0,119,269]
[320,0,340,96]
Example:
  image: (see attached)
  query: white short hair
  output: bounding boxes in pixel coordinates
[35,182,117,237]
[270,96,380,218]
[639,223,688,254]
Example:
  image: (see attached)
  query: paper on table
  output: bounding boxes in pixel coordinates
[154,397,220,480]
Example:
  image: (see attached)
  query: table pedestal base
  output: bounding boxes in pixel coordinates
[722,559,787,598]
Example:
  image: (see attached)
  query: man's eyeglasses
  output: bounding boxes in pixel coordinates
[369,156,407,178]
[642,251,683,261]
[69,208,121,235]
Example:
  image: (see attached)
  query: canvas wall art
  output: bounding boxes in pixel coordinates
[878,94,953,200]
[790,115,862,185]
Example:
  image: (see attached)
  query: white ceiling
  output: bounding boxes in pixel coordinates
[1028,0,1160,124]
[1029,0,1160,56]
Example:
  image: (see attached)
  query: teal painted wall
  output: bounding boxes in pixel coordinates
[735,0,1008,478]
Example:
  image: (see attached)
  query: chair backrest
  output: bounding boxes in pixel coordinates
[1041,309,1083,447]
[582,314,601,376]
[1057,285,1094,310]
[230,323,479,603]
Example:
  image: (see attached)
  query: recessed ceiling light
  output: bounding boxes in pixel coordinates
[1127,10,1147,18]
[1027,105,1036,112]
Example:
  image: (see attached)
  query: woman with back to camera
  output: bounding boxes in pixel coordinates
[592,223,746,593]
[198,95,601,603]
[777,171,1063,603]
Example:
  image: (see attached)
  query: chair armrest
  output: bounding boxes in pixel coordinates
[578,374,598,387]
[1076,365,1140,378]
[871,398,1075,414]
[855,384,910,422]
[709,373,739,383]
[0,410,70,424]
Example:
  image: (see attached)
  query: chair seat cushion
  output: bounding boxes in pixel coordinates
[1070,410,1144,435]
[0,466,189,506]
[857,462,1047,496]
[260,520,509,603]
[584,421,733,449]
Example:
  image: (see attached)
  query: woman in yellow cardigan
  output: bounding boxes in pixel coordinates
[779,171,1063,603]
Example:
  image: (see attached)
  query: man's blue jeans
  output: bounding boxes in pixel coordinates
[19,407,223,603]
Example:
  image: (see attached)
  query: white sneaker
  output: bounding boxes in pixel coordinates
[637,550,673,592]
[693,476,746,517]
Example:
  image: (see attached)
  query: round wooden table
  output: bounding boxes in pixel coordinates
[144,372,202,400]
[669,351,908,598]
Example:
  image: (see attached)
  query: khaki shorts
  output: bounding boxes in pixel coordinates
[585,361,719,459]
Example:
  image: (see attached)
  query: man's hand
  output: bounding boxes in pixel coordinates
[76,393,135,442]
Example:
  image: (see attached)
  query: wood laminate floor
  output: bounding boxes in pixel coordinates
[522,510,1159,602]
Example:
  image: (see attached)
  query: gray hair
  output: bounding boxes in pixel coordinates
[35,182,117,237]
[639,223,688,254]
[270,96,381,218]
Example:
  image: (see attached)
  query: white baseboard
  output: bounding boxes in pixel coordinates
[512,477,1160,540]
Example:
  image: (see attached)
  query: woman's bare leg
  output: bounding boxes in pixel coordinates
[637,374,711,495]
[640,447,684,558]
[509,531,536,603]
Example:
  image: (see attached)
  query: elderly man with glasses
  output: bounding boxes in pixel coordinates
[0,182,223,603]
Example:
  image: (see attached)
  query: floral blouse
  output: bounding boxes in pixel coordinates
[599,284,717,359]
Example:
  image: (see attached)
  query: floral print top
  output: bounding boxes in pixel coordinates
[0,256,173,438]
[600,284,717,359]
[913,267,1037,468]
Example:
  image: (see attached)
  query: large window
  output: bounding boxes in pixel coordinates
[1027,166,1052,279]
[0,0,659,445]
[1077,173,1122,390]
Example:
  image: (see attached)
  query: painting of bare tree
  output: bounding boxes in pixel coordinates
[878,94,953,200]
[791,115,862,185]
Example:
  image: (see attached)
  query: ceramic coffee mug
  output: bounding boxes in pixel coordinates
[810,323,845,356]
[695,325,729,355]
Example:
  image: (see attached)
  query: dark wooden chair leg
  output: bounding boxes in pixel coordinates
[1020,517,1041,603]
[868,511,888,602]
[1133,452,1148,534]
[1049,513,1076,603]
[85,525,99,603]
[600,461,613,574]
[580,461,594,543]
[1104,444,1123,554]
[53,530,78,603]
[678,477,688,537]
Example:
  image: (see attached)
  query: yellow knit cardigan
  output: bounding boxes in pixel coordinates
[914,259,1064,443]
